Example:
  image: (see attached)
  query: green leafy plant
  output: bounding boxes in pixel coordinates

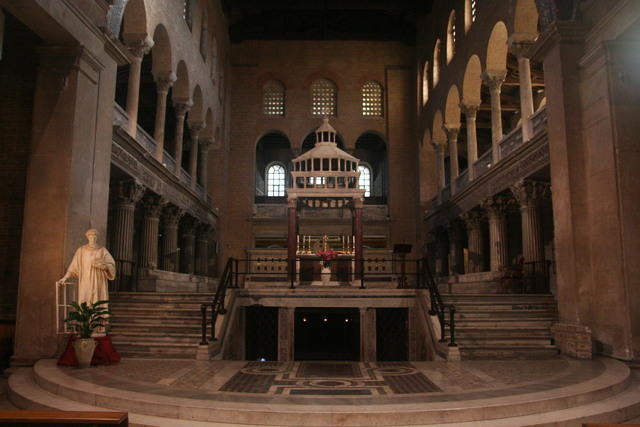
[64,300,110,339]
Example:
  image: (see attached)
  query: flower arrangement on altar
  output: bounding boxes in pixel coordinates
[316,248,338,268]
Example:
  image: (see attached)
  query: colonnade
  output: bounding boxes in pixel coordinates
[437,43,539,193]
[110,180,213,286]
[430,179,550,278]
[122,39,212,192]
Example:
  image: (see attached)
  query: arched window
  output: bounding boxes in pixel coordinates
[358,165,371,197]
[362,81,383,116]
[446,11,456,64]
[263,80,285,116]
[464,0,476,33]
[311,79,337,116]
[266,163,286,197]
[183,0,195,31]
[422,61,429,105]
[433,40,441,87]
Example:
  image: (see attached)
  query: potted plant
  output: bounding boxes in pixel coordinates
[64,300,110,368]
[316,248,337,285]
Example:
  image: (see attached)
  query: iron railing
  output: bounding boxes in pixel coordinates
[200,257,235,345]
[419,260,456,347]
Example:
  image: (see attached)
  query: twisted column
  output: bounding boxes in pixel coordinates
[511,179,549,264]
[161,205,185,272]
[511,40,535,141]
[124,39,152,137]
[482,71,507,164]
[195,223,210,276]
[444,125,460,191]
[140,194,166,269]
[461,103,480,180]
[481,196,511,272]
[180,216,197,274]
[173,101,192,175]
[461,210,485,273]
[110,180,145,287]
[153,72,176,161]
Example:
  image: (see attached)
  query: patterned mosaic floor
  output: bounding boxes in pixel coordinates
[60,357,610,406]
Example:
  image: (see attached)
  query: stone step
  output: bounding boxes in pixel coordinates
[110,302,209,310]
[456,328,552,338]
[446,302,557,310]
[441,293,556,303]
[456,309,557,319]
[110,315,202,325]
[455,337,553,346]
[109,323,201,334]
[110,333,201,345]
[110,307,203,317]
[459,345,560,359]
[454,318,555,327]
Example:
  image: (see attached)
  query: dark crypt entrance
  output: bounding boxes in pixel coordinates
[245,306,279,361]
[294,308,360,361]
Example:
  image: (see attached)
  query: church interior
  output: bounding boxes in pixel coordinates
[0,0,639,425]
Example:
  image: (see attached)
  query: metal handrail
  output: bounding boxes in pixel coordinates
[200,257,234,345]
[420,259,456,346]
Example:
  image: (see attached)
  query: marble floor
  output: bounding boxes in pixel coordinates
[63,357,601,404]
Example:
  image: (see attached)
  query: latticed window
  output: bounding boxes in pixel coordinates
[471,0,477,22]
[358,165,371,197]
[362,81,383,116]
[263,81,285,116]
[311,79,337,116]
[267,164,286,197]
[422,62,429,105]
[447,11,456,64]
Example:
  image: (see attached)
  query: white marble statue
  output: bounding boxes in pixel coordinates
[57,229,116,306]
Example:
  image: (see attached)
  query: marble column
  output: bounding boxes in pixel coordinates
[153,71,176,161]
[354,197,364,279]
[110,180,145,286]
[481,196,510,272]
[139,194,165,269]
[199,137,213,190]
[511,179,549,264]
[511,40,536,141]
[188,122,204,187]
[444,125,460,193]
[482,70,507,164]
[195,223,210,276]
[447,220,465,275]
[180,216,197,274]
[359,307,376,362]
[461,103,480,180]
[278,307,295,361]
[173,100,192,175]
[287,198,297,282]
[461,210,485,273]
[432,141,447,190]
[124,39,152,138]
[161,205,184,272]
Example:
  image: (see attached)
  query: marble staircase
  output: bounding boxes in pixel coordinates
[441,293,559,359]
[108,292,215,359]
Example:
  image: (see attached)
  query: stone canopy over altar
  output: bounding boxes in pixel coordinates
[285,118,366,286]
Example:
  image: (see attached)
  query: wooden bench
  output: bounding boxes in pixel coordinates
[0,410,128,425]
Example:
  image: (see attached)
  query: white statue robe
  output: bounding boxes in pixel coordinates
[65,245,116,306]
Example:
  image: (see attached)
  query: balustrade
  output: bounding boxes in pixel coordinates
[474,149,493,178]
[499,126,524,158]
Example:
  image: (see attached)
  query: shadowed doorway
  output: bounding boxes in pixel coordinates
[245,306,279,361]
[295,308,360,361]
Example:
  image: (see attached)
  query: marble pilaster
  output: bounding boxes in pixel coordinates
[173,100,192,175]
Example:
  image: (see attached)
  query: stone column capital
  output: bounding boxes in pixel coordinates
[199,137,214,151]
[111,179,145,206]
[125,36,154,59]
[142,194,167,218]
[482,70,507,92]
[511,179,550,209]
[480,195,512,220]
[508,36,535,59]
[443,125,461,140]
[162,205,185,227]
[353,197,364,209]
[196,222,211,238]
[461,210,485,230]
[460,102,480,117]
[287,197,298,208]
[446,219,465,239]
[180,216,197,236]
[173,100,193,117]
[189,122,206,140]
[431,140,447,152]
[153,71,177,93]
